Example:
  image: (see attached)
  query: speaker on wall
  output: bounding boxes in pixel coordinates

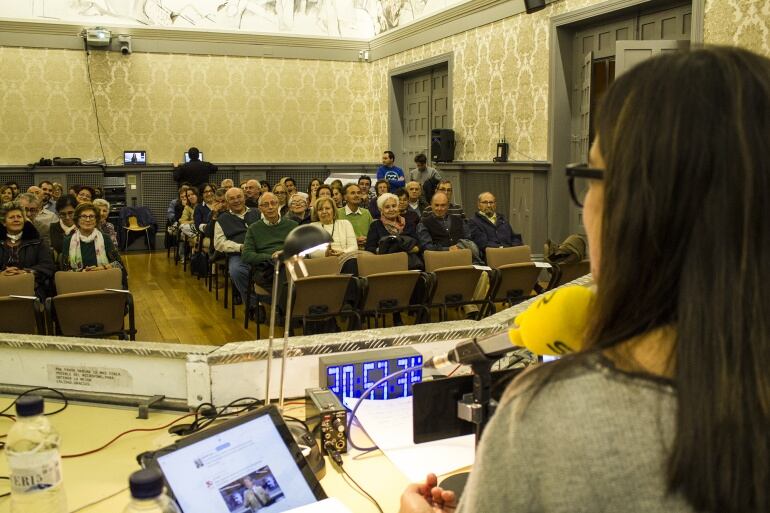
[524,0,546,14]
[431,129,455,163]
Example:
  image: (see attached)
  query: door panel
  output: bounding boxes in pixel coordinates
[615,40,689,76]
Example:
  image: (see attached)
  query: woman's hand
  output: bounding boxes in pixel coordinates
[2,267,23,275]
[326,247,342,257]
[399,474,456,513]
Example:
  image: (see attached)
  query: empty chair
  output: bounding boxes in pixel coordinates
[47,269,136,340]
[0,272,36,296]
[123,215,152,251]
[548,259,591,290]
[485,245,532,268]
[484,262,541,316]
[289,274,360,335]
[357,252,408,277]
[424,248,472,272]
[426,265,488,321]
[359,270,428,328]
[0,273,44,334]
[301,256,341,277]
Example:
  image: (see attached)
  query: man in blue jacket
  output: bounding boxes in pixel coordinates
[469,192,523,260]
[376,150,405,192]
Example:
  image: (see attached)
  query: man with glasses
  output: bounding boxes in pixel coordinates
[338,183,372,249]
[19,191,57,247]
[242,192,298,315]
[421,179,465,219]
[469,192,523,260]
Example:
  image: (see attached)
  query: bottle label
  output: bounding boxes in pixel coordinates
[7,450,63,493]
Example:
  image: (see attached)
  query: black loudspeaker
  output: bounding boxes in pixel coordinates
[431,129,455,163]
[524,0,546,14]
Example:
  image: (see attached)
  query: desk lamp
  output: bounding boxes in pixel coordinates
[264,224,331,409]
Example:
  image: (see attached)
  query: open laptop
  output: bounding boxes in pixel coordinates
[151,406,326,513]
[124,150,147,165]
[184,151,203,163]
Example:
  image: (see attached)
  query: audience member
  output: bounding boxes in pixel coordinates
[284,177,297,197]
[272,182,290,216]
[405,181,427,218]
[194,184,216,233]
[395,187,420,229]
[5,181,19,199]
[61,203,125,285]
[49,195,78,256]
[284,193,311,225]
[0,186,13,204]
[0,202,55,299]
[330,179,344,191]
[92,198,119,248]
[358,175,374,201]
[243,179,261,208]
[51,183,63,202]
[38,181,56,213]
[202,188,228,253]
[331,186,344,209]
[400,46,770,513]
[469,192,523,260]
[307,178,322,204]
[421,179,465,219]
[179,187,200,256]
[242,192,298,308]
[259,180,271,194]
[214,187,260,306]
[76,186,95,204]
[317,184,333,200]
[220,178,234,189]
[368,179,391,218]
[338,183,372,249]
[173,147,218,188]
[309,197,357,259]
[93,186,103,199]
[18,193,56,247]
[410,154,441,201]
[417,192,476,256]
[377,150,406,192]
[67,186,78,196]
[365,193,420,258]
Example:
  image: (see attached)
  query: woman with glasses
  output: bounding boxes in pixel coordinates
[272,183,290,217]
[0,202,55,299]
[49,195,79,257]
[51,182,63,202]
[61,203,124,281]
[284,193,311,225]
[309,197,357,258]
[194,183,216,233]
[75,186,95,205]
[400,47,770,513]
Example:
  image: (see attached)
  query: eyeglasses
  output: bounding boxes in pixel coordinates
[437,187,452,192]
[23,207,39,213]
[260,201,279,207]
[60,211,76,218]
[479,200,496,205]
[78,214,96,220]
[566,163,604,208]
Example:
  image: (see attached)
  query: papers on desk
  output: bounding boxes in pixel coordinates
[345,396,475,482]
[288,498,354,512]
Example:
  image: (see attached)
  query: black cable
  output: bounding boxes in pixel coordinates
[83,38,107,164]
[0,476,8,499]
[0,387,69,418]
[326,447,383,513]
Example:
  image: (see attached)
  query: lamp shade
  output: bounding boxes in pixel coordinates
[282,224,332,261]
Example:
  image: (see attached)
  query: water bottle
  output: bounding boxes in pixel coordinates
[123,468,180,513]
[5,395,67,513]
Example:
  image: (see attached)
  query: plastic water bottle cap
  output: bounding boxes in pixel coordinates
[129,468,165,499]
[15,395,44,417]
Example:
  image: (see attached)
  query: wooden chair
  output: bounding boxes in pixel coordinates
[0,273,45,334]
[547,259,591,290]
[485,245,531,267]
[484,262,541,316]
[289,274,361,335]
[424,248,472,272]
[301,256,341,277]
[359,271,428,328]
[425,265,488,321]
[123,215,152,251]
[0,272,36,296]
[357,252,408,277]
[47,269,135,340]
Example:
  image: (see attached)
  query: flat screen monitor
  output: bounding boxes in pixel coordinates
[124,151,146,165]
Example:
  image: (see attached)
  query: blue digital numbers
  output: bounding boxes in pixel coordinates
[325,355,423,402]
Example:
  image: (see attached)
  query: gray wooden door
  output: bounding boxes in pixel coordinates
[401,66,450,165]
[615,40,690,76]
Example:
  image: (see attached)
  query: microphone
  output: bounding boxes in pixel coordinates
[424,286,594,368]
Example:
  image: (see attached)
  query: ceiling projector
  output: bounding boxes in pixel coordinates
[85,27,112,46]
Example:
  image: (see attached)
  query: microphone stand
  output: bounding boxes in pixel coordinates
[263,254,282,407]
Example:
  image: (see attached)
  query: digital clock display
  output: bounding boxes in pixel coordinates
[319,349,423,402]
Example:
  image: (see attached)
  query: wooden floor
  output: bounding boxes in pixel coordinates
[123,251,258,345]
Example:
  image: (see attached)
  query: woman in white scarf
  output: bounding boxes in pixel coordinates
[61,203,123,274]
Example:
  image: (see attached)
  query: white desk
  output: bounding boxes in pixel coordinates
[0,398,415,513]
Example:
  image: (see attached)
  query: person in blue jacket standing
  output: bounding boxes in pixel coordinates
[376,150,406,192]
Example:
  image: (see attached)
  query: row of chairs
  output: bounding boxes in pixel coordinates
[0,269,136,340]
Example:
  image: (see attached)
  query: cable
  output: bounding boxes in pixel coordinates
[69,486,128,512]
[346,365,422,452]
[0,476,8,499]
[447,364,462,377]
[0,387,69,418]
[83,38,108,164]
[325,447,383,513]
[62,413,193,459]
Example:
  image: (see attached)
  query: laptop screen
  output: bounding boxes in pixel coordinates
[124,151,146,165]
[184,151,203,163]
[156,409,322,513]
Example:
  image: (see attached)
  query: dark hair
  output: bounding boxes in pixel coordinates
[316,184,332,197]
[383,150,395,161]
[529,47,770,513]
[185,186,199,204]
[77,185,95,199]
[188,147,200,160]
[394,187,407,199]
[201,183,215,195]
[39,180,53,188]
[260,180,271,189]
[414,153,427,164]
[374,179,389,194]
[342,183,360,196]
[56,194,78,212]
[357,175,371,185]
[284,177,296,186]
[307,178,322,194]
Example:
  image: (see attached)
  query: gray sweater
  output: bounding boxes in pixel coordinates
[457,355,696,513]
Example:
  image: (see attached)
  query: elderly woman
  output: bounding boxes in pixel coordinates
[0,202,55,299]
[61,203,124,280]
[365,192,421,266]
[92,198,118,248]
[400,47,770,513]
[75,186,95,204]
[309,197,357,259]
[49,195,79,256]
[284,193,311,225]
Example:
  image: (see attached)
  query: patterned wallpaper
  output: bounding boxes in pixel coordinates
[0,0,766,165]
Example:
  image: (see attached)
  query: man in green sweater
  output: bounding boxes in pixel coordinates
[242,192,297,303]
[338,183,372,249]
